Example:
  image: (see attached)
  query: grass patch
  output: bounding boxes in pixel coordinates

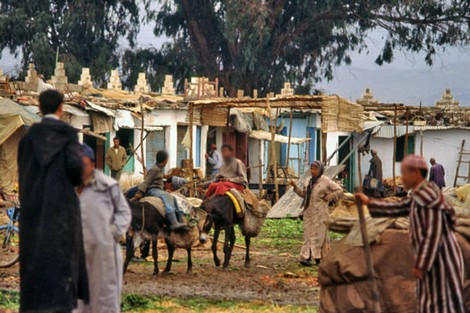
[0,289,19,309]
[0,292,318,312]
[122,294,318,312]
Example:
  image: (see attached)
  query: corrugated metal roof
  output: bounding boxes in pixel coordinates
[414,125,470,131]
[249,130,310,144]
[86,101,115,117]
[114,109,135,129]
[373,125,414,138]
[364,120,384,131]
[63,104,88,117]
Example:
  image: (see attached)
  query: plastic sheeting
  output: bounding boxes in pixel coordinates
[249,130,311,144]
[0,128,24,192]
[267,165,345,218]
[0,99,39,193]
[114,109,135,130]
[91,112,113,133]
[0,99,39,145]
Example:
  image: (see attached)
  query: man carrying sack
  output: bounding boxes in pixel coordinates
[356,154,465,313]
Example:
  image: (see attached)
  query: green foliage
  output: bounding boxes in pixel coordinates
[121,294,318,312]
[0,0,141,85]
[0,289,19,309]
[139,0,470,96]
[121,40,203,93]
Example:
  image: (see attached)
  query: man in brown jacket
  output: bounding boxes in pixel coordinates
[105,137,127,181]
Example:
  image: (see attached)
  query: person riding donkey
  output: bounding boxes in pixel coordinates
[205,144,248,199]
[204,144,259,215]
[132,150,188,231]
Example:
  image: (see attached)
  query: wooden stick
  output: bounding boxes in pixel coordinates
[188,102,194,197]
[286,108,293,169]
[321,132,328,163]
[356,156,381,312]
[404,108,409,157]
[139,98,147,176]
[393,105,397,193]
[267,99,279,202]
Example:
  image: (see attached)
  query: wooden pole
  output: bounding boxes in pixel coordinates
[404,108,409,157]
[267,99,279,202]
[189,102,194,196]
[321,132,328,163]
[356,153,381,313]
[358,150,363,191]
[286,108,293,169]
[420,130,424,156]
[226,107,231,128]
[189,102,194,162]
[140,99,147,176]
[392,105,397,193]
[258,148,263,199]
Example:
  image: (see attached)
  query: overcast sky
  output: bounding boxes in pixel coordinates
[2,21,470,105]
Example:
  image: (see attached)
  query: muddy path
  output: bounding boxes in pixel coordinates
[0,220,321,307]
[123,245,319,306]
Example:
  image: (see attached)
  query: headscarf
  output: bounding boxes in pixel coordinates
[304,161,324,209]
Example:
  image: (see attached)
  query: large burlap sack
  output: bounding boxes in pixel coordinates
[319,230,470,313]
[241,200,270,237]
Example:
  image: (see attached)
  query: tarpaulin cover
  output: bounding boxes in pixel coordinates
[0,99,39,145]
[0,99,40,192]
[249,130,311,144]
[0,128,24,192]
[319,228,470,313]
[267,165,345,218]
[91,112,113,133]
[114,109,135,130]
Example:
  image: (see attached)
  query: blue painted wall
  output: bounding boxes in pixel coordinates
[276,112,319,176]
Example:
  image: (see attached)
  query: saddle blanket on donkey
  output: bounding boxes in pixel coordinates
[225,188,269,237]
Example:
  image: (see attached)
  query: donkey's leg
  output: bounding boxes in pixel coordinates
[164,239,175,273]
[186,247,193,273]
[244,236,251,268]
[212,226,221,267]
[152,236,159,275]
[222,227,233,269]
[123,233,134,274]
[228,226,236,257]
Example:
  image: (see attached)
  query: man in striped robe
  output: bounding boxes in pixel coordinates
[356,154,465,313]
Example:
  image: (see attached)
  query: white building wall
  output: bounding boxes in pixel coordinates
[133,129,146,175]
[417,129,469,187]
[215,128,223,149]
[148,109,189,170]
[359,137,397,184]
[200,125,209,176]
[248,138,263,184]
[325,132,350,165]
[358,129,469,188]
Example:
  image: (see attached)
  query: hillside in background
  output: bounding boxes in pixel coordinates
[318,62,470,106]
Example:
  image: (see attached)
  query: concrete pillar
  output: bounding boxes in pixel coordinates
[133,129,146,174]
[166,124,178,169]
[200,125,209,176]
[192,125,198,165]
[216,128,223,150]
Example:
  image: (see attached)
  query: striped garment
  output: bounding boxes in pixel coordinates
[368,180,465,313]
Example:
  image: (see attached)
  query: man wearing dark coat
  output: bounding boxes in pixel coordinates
[18,89,89,312]
[369,149,383,181]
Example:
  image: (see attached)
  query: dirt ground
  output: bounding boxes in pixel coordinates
[123,247,319,306]
[0,220,322,311]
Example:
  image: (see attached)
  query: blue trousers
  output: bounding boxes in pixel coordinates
[147,188,182,215]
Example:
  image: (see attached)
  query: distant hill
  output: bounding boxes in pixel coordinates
[317,62,470,106]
